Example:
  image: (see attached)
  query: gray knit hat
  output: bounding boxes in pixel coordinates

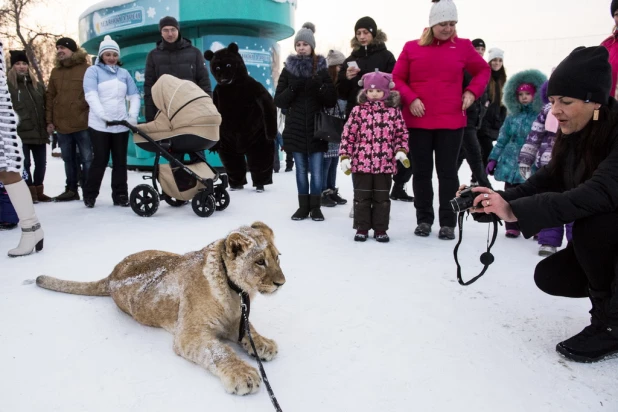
[429,0,458,27]
[326,50,345,67]
[294,22,316,51]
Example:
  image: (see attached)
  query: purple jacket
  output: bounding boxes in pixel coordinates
[339,93,408,174]
[518,102,557,169]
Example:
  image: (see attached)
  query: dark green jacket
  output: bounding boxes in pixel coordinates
[9,72,48,145]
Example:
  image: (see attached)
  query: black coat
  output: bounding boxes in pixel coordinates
[144,37,212,121]
[337,30,396,117]
[274,55,337,153]
[8,73,48,145]
[478,73,506,139]
[501,100,618,237]
[463,71,490,129]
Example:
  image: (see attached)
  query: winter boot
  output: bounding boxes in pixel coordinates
[389,183,414,202]
[321,189,336,207]
[354,229,368,242]
[84,197,96,208]
[438,226,456,240]
[35,185,52,202]
[291,195,310,221]
[414,223,432,237]
[506,229,521,238]
[374,231,390,243]
[0,222,17,230]
[4,180,44,257]
[309,195,324,221]
[329,188,348,205]
[538,245,557,256]
[28,185,39,204]
[113,194,130,207]
[256,185,265,193]
[556,288,618,363]
[53,186,80,202]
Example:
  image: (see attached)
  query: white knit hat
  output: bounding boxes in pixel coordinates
[487,47,504,62]
[429,0,458,27]
[98,35,120,57]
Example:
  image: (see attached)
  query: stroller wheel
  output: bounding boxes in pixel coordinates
[163,194,188,207]
[214,188,230,211]
[192,192,216,217]
[130,184,160,217]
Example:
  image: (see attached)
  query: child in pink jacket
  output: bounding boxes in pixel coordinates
[339,71,409,243]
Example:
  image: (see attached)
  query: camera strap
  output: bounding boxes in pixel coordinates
[453,211,500,286]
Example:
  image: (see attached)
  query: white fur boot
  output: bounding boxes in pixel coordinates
[4,180,44,257]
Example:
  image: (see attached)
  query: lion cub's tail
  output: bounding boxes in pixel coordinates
[36,275,110,296]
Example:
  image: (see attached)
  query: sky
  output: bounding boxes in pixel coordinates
[24,0,616,76]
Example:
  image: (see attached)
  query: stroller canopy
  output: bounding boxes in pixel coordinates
[135,74,221,143]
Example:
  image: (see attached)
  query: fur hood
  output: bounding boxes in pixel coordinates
[503,69,547,115]
[284,54,327,78]
[350,30,388,53]
[54,48,89,69]
[358,89,401,107]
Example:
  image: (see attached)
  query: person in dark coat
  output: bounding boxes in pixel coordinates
[7,50,52,203]
[468,46,618,363]
[274,22,337,221]
[144,16,212,122]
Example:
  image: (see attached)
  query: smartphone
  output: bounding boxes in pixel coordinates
[347,61,359,69]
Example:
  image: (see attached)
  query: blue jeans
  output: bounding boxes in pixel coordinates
[57,129,93,191]
[292,152,323,195]
[322,157,338,191]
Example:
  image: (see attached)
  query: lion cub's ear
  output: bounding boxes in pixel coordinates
[251,221,274,239]
[225,232,254,259]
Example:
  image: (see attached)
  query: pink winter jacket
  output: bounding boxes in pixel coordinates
[392,36,490,130]
[601,33,618,97]
[339,100,409,174]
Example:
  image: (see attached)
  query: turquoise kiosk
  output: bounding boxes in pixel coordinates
[78,0,296,168]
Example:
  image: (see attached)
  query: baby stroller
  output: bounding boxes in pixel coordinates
[109,74,229,217]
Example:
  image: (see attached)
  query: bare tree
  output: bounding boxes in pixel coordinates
[0,0,60,85]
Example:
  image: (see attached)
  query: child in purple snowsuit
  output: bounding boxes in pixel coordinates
[518,81,572,256]
[0,182,19,230]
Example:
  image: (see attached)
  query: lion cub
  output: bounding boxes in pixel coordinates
[36,222,285,395]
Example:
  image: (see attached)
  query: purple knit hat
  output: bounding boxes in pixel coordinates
[358,70,395,101]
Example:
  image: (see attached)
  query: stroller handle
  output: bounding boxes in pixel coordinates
[106,120,139,133]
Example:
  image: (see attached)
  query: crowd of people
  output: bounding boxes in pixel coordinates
[1,0,618,363]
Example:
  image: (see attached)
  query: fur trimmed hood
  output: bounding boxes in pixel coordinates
[284,54,327,78]
[55,48,89,69]
[350,30,388,54]
[358,89,401,107]
[503,69,547,115]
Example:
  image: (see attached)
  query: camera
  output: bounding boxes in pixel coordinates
[450,188,475,213]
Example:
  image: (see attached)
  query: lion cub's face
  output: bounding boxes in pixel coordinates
[223,222,285,294]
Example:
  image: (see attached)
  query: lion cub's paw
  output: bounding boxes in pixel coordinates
[221,363,261,395]
[243,335,278,361]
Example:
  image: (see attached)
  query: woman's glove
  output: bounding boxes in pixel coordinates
[396,151,410,168]
[340,158,352,175]
[518,164,531,180]
[485,160,497,176]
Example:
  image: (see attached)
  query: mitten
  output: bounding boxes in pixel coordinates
[518,164,531,180]
[340,158,351,175]
[485,160,497,176]
[395,151,410,168]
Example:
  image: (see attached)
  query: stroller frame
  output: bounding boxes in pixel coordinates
[108,120,229,217]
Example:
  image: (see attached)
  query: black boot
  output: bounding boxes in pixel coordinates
[291,195,310,221]
[389,184,414,202]
[329,188,348,205]
[556,287,618,362]
[309,195,324,221]
[321,189,336,207]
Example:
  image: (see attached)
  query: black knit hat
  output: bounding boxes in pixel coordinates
[472,38,485,48]
[10,50,29,66]
[159,16,180,31]
[354,16,377,36]
[547,46,612,104]
[56,37,77,52]
[612,0,618,16]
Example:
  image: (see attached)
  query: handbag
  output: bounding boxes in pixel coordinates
[313,104,345,143]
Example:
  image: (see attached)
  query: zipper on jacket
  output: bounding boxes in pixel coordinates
[23,75,42,129]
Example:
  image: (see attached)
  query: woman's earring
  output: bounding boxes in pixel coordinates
[593,107,600,121]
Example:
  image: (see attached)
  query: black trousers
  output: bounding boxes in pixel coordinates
[534,213,618,298]
[409,128,463,228]
[456,127,492,188]
[477,131,494,168]
[219,138,275,187]
[22,143,47,186]
[352,173,392,231]
[393,133,413,185]
[83,128,129,200]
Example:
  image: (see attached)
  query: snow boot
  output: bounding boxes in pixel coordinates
[309,195,324,221]
[4,180,44,257]
[35,185,52,202]
[329,188,348,205]
[291,195,310,221]
[354,229,368,242]
[321,189,336,207]
[539,245,557,256]
[389,183,414,202]
[374,231,390,243]
[438,226,456,240]
[53,186,80,202]
[414,223,432,237]
[28,185,38,204]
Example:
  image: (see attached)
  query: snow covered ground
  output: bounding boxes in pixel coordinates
[1,153,616,412]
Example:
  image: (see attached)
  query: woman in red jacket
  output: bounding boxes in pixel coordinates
[601,0,618,98]
[392,0,490,240]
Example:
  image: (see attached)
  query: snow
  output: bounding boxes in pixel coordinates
[0,153,616,412]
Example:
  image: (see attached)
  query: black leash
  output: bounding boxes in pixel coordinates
[228,280,283,411]
[453,211,500,286]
